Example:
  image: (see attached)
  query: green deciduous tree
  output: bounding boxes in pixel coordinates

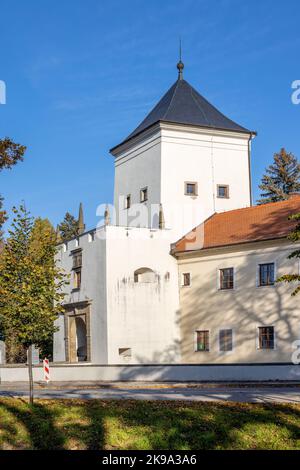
[0,137,26,238]
[277,213,300,296]
[0,205,69,404]
[258,148,300,205]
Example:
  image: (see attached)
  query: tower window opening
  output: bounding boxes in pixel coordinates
[140,187,148,203]
[185,182,198,196]
[217,185,230,199]
[125,194,131,209]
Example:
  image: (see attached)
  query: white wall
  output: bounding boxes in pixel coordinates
[113,128,161,228]
[105,225,181,364]
[2,363,300,383]
[53,229,108,363]
[160,125,252,241]
[112,123,252,243]
[54,225,182,366]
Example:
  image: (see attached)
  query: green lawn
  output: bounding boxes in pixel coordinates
[0,398,300,450]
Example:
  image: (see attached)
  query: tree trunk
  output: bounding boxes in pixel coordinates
[27,345,34,405]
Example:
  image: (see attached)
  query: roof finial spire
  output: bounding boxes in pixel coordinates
[177,37,184,80]
[78,202,85,235]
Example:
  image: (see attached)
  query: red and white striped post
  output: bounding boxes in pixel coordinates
[43,358,50,383]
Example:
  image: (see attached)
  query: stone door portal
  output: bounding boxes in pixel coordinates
[64,301,91,363]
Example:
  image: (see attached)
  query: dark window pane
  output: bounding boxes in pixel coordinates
[259,264,275,286]
[183,273,191,286]
[186,183,196,195]
[258,327,274,350]
[219,329,233,351]
[126,195,131,209]
[140,188,148,202]
[218,185,229,198]
[220,268,234,290]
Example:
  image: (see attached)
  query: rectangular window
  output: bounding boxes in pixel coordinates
[182,273,191,287]
[140,187,148,203]
[74,269,81,290]
[196,330,210,352]
[125,195,131,209]
[220,268,234,290]
[259,263,275,286]
[258,327,275,350]
[73,253,82,269]
[185,182,198,196]
[219,329,233,352]
[217,185,229,199]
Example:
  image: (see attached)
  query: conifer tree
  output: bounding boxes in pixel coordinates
[258,148,300,205]
[0,205,68,404]
[57,212,79,241]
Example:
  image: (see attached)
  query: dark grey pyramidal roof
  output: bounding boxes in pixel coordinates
[111,64,253,152]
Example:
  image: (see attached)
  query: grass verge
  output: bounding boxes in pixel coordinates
[0,398,300,450]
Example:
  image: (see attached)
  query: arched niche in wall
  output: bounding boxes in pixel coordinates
[134,267,156,283]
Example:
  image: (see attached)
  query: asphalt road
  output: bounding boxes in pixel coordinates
[1,387,300,403]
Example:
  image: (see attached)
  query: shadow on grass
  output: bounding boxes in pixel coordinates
[1,398,300,450]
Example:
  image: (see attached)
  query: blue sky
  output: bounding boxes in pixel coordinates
[1,0,300,231]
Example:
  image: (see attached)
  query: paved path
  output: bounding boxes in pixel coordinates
[1,386,300,403]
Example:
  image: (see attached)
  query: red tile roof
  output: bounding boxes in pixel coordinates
[173,195,300,255]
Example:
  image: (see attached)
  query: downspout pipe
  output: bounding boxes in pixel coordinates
[248,132,255,207]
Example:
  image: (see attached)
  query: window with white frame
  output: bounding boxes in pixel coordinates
[258,263,275,287]
[219,329,233,352]
[219,268,234,290]
[258,326,275,350]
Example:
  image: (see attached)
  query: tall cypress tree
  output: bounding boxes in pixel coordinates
[258,148,300,205]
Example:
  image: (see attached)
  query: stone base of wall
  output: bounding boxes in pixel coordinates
[1,363,300,383]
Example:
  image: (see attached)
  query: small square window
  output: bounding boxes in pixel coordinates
[182,273,191,287]
[185,182,198,196]
[259,263,275,286]
[125,195,131,209]
[220,268,234,290]
[258,327,274,350]
[140,187,148,203]
[217,185,229,199]
[219,329,233,352]
[196,331,210,352]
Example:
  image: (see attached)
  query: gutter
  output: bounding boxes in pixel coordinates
[172,235,291,258]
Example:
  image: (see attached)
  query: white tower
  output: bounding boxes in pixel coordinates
[110,61,255,242]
